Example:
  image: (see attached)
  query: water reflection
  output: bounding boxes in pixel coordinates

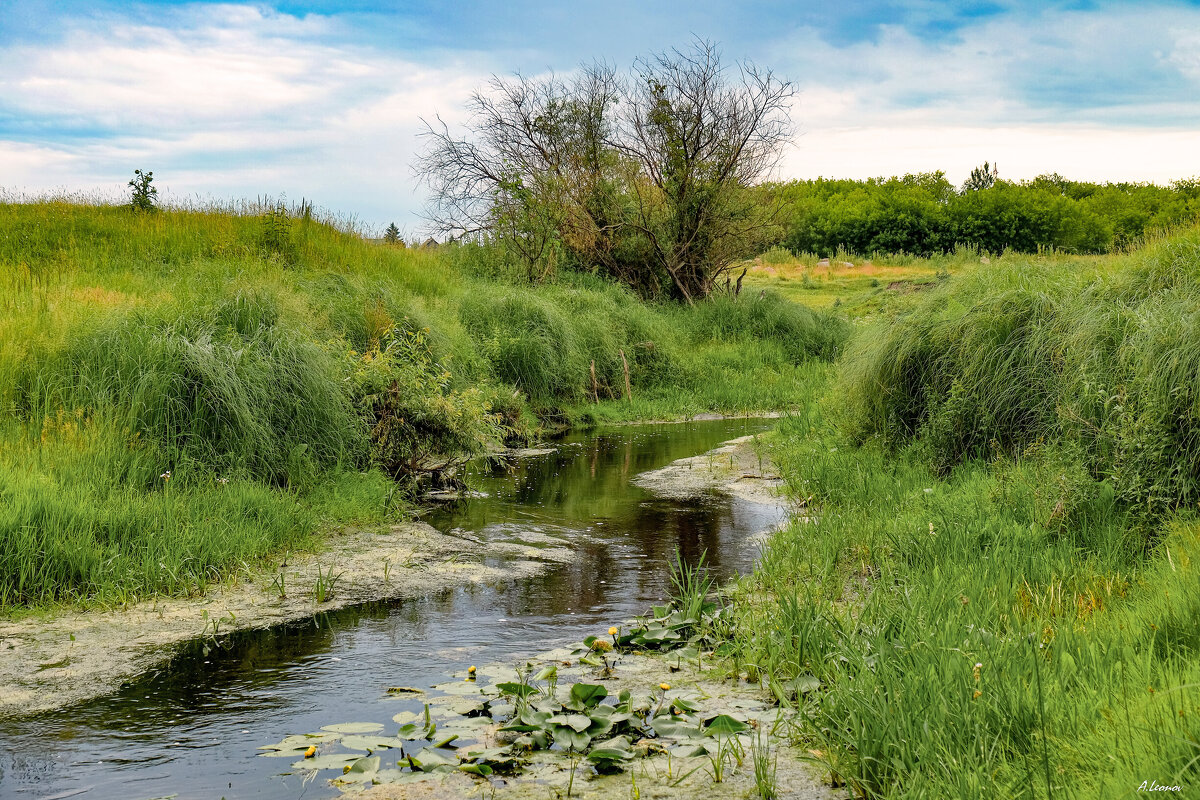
[0,419,783,800]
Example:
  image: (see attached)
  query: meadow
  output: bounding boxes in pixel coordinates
[0,197,844,609]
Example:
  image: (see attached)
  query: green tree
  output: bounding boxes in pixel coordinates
[383,222,402,245]
[961,161,999,192]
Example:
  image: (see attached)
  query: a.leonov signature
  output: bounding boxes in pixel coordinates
[1137,780,1183,793]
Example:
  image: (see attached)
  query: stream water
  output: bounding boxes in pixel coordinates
[0,419,785,800]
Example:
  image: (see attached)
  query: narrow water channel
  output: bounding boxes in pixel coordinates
[0,419,785,800]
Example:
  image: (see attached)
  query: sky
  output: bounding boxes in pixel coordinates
[2,1,1199,234]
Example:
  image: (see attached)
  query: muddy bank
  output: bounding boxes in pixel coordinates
[0,522,574,718]
[632,433,788,508]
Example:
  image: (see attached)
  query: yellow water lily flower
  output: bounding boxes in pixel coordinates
[659,682,671,691]
[304,745,317,758]
[468,665,477,674]
[608,626,618,636]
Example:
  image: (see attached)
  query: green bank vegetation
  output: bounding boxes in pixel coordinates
[0,196,844,609]
[729,229,1200,797]
[760,170,1200,258]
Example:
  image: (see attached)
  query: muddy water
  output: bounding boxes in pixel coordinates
[0,419,783,800]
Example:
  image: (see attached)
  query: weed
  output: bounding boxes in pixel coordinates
[127,169,157,212]
[312,565,343,604]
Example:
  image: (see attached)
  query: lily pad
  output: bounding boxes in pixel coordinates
[704,714,750,735]
[289,753,361,771]
[321,722,384,735]
[340,734,404,751]
[392,711,423,726]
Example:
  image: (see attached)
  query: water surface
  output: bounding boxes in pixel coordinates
[0,419,783,800]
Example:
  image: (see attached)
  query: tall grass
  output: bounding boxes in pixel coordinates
[839,230,1200,517]
[0,198,846,608]
[733,413,1200,798]
[729,229,1200,798]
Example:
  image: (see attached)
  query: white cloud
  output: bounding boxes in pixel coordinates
[782,124,1200,187]
[2,2,1199,231]
[0,4,490,229]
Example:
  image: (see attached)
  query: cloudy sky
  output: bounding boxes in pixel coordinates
[2,1,1198,234]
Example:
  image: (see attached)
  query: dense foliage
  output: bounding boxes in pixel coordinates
[762,172,1200,257]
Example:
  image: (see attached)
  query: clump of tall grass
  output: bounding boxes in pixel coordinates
[839,229,1200,517]
[732,410,1200,798]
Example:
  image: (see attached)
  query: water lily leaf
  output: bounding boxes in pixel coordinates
[669,696,701,713]
[651,717,704,738]
[705,714,750,735]
[392,711,422,726]
[336,755,380,783]
[440,716,494,731]
[786,674,822,696]
[534,665,558,681]
[568,683,607,709]
[408,747,456,772]
[290,753,360,771]
[495,682,537,698]
[431,733,460,749]
[549,713,591,732]
[459,762,494,777]
[322,722,384,735]
[585,716,614,738]
[551,726,591,751]
[340,735,404,751]
[479,665,520,681]
[434,681,489,696]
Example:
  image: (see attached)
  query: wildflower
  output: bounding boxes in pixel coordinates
[160,470,172,482]
[217,477,229,485]
[304,745,316,758]
[659,683,671,692]
[972,690,982,700]
[973,663,982,682]
[960,595,970,606]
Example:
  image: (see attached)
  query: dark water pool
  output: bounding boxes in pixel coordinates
[0,419,784,800]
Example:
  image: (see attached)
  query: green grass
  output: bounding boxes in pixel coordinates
[0,198,846,609]
[727,230,1200,798]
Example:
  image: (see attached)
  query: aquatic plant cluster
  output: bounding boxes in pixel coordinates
[0,198,845,607]
[262,590,779,793]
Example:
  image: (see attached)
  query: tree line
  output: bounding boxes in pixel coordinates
[760,170,1200,257]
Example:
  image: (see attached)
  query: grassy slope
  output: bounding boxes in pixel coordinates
[732,232,1200,798]
[0,200,844,609]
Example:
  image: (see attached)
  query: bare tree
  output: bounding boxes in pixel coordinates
[416,40,795,301]
[615,40,795,301]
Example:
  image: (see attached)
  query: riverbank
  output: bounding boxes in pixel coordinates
[0,199,845,613]
[0,521,574,717]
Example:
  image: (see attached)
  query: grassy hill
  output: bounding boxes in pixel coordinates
[0,199,844,608]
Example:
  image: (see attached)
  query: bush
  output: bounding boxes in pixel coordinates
[348,322,500,487]
[838,230,1200,518]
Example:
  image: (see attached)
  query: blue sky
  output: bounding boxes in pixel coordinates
[2,1,1199,233]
